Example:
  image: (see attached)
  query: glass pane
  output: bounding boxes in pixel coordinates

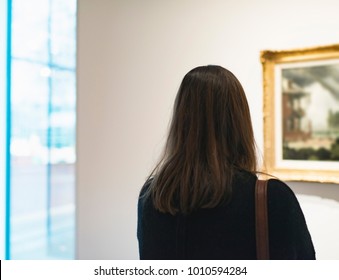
[48,69,76,258]
[10,60,49,259]
[10,0,76,259]
[51,0,77,68]
[48,164,75,258]
[11,0,49,62]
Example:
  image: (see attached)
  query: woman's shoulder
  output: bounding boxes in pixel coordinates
[266,178,301,211]
[138,178,154,214]
[234,172,298,205]
[267,179,297,198]
[138,177,154,204]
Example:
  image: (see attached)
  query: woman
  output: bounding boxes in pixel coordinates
[137,65,315,260]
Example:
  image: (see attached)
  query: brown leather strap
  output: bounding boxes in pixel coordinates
[255,179,269,260]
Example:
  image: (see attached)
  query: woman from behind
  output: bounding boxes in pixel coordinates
[137,65,315,260]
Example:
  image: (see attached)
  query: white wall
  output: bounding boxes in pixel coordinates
[77,0,339,259]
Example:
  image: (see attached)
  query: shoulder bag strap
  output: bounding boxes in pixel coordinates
[255,179,270,260]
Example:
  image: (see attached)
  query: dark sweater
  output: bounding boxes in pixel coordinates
[137,171,316,260]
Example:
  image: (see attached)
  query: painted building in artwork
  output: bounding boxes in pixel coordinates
[282,79,312,142]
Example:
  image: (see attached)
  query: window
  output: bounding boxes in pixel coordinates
[0,0,9,261]
[4,0,77,259]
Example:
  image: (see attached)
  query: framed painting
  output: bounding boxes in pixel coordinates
[261,44,339,183]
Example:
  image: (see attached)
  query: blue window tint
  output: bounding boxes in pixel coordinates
[0,0,10,260]
[9,0,76,259]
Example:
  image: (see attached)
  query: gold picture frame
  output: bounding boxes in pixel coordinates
[261,44,339,183]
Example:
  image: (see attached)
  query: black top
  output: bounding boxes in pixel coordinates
[137,171,316,260]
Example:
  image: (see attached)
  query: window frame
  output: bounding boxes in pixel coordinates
[0,0,11,260]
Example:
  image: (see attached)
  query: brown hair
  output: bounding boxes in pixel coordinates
[146,65,257,215]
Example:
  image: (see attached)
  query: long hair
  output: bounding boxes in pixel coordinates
[147,65,257,215]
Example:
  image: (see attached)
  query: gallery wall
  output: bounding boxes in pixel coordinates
[77,0,339,259]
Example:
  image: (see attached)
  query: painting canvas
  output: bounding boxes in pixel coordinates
[261,44,339,183]
[281,62,339,161]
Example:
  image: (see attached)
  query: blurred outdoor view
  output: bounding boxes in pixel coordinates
[9,0,76,259]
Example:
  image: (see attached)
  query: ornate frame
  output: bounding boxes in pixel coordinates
[261,44,339,183]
